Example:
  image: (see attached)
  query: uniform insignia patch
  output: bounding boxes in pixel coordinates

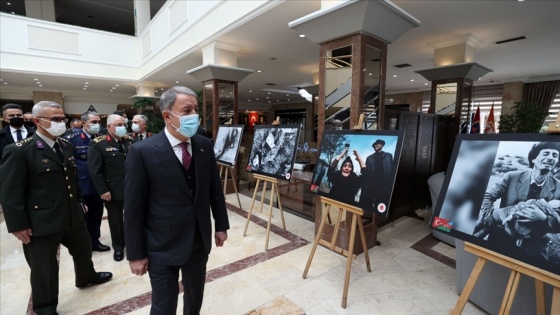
[36,141,45,149]
[42,159,49,163]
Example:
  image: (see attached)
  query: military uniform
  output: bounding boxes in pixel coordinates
[0,134,98,315]
[87,134,135,258]
[130,131,153,141]
[66,130,107,249]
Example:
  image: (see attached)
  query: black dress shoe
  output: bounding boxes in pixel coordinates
[92,243,111,252]
[76,272,113,288]
[113,250,124,262]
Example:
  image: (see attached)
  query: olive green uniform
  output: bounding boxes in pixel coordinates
[87,134,134,252]
[0,134,98,315]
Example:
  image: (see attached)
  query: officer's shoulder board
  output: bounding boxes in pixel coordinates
[65,132,80,140]
[59,137,71,144]
[93,135,107,143]
[14,137,34,148]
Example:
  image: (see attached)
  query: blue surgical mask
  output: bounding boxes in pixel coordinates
[89,123,100,135]
[115,126,127,137]
[169,112,199,138]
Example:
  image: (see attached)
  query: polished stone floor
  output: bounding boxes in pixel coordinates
[0,193,487,314]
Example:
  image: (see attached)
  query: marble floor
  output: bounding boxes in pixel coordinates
[0,193,488,314]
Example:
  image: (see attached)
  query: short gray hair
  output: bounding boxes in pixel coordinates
[81,111,100,122]
[32,101,62,116]
[106,114,124,126]
[159,86,197,112]
[133,114,148,125]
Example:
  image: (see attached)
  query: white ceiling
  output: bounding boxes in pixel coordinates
[1,0,560,107]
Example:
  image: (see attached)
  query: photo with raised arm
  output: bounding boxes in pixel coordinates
[213,125,243,166]
[309,130,404,216]
[430,133,560,274]
[246,125,301,180]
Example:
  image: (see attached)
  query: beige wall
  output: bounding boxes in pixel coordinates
[385,91,424,111]
[32,91,64,109]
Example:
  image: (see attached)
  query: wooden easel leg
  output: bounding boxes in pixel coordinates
[275,182,286,230]
[258,181,268,213]
[357,217,371,272]
[222,166,229,195]
[303,203,331,279]
[244,178,261,237]
[229,166,243,210]
[450,257,487,315]
[551,286,560,315]
[534,279,546,315]
[499,270,521,315]
[330,208,343,251]
[341,213,358,309]
[264,181,275,251]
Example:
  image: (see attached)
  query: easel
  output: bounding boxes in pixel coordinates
[218,163,243,210]
[243,174,286,251]
[302,196,371,308]
[451,242,560,315]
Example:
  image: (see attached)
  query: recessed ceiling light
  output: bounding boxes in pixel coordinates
[409,79,415,82]
[266,97,269,99]
[392,75,397,78]
[256,98,259,101]
[268,92,271,94]
[37,82,41,84]
[3,82,8,84]
[368,73,372,76]
[34,78,38,81]
[7,3,11,5]
[249,90,252,93]
[83,88,87,90]
[257,70,262,73]
[38,85,42,87]
[299,34,306,38]
[161,88,164,90]
[112,87,115,90]
[85,82,89,84]
[110,90,113,92]
[268,101,271,103]
[424,83,429,85]
[175,81,179,83]
[115,84,119,87]
[287,99,290,101]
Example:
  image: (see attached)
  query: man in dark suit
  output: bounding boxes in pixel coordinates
[88,114,135,262]
[66,111,110,252]
[0,101,112,315]
[130,114,153,140]
[1,103,36,161]
[124,86,230,315]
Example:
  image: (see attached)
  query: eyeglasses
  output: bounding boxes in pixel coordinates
[88,120,101,124]
[37,116,68,123]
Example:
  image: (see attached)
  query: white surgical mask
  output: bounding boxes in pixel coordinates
[131,123,141,133]
[39,120,67,137]
[115,126,127,137]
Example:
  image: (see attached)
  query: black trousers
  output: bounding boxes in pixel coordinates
[23,221,97,315]
[83,194,104,245]
[148,230,207,315]
[104,199,125,251]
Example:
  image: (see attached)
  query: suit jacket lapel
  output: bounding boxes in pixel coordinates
[518,172,531,201]
[32,134,62,166]
[154,133,193,199]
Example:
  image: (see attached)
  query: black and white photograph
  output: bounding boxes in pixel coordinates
[309,130,404,216]
[430,133,560,274]
[246,125,300,180]
[213,125,243,166]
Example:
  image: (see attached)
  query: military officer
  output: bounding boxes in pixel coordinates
[0,101,112,315]
[88,114,135,262]
[130,114,153,140]
[66,111,110,252]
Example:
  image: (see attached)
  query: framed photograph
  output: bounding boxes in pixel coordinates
[213,125,244,166]
[246,125,301,181]
[309,130,404,216]
[429,133,560,274]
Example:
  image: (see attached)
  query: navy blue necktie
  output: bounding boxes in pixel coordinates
[16,129,22,141]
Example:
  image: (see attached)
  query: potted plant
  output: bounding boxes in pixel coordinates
[498,101,549,133]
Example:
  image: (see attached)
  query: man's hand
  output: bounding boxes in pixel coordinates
[100,192,111,201]
[215,231,228,247]
[129,258,149,276]
[12,228,33,244]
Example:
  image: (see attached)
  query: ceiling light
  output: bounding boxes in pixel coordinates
[7,3,11,5]
[268,101,271,103]
[257,70,262,73]
[115,84,119,86]
[266,97,269,99]
[392,75,397,78]
[37,82,41,84]
[161,88,164,90]
[83,88,87,90]
[368,73,372,76]
[268,92,271,94]
[249,90,252,93]
[34,78,38,81]
[256,98,259,100]
[110,90,113,92]
[85,82,89,84]
[409,79,415,82]
[298,88,312,102]
[3,82,7,84]
[175,81,179,83]
[424,83,429,85]
[38,85,42,87]
[299,34,305,38]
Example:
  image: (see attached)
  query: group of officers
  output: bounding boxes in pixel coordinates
[0,104,154,314]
